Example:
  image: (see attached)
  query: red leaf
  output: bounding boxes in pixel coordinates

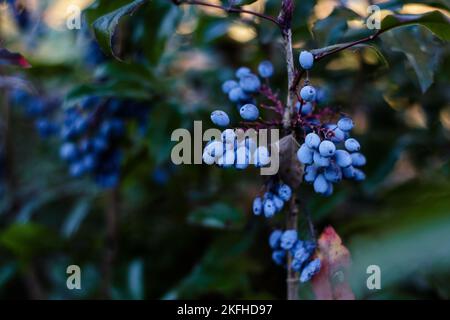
[0,48,31,68]
[311,226,355,300]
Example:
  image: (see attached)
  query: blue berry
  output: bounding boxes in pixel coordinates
[235,146,250,170]
[269,230,283,249]
[351,152,366,167]
[297,144,314,165]
[228,87,248,102]
[319,140,336,157]
[335,150,352,168]
[258,61,274,78]
[345,138,360,152]
[304,165,318,183]
[342,166,356,179]
[337,117,354,132]
[300,258,321,283]
[330,127,346,143]
[353,168,366,181]
[60,143,78,162]
[280,230,298,250]
[253,197,263,215]
[305,133,321,149]
[240,74,261,93]
[313,174,328,194]
[324,164,342,183]
[69,162,85,177]
[263,199,276,218]
[277,183,292,202]
[299,51,314,70]
[235,67,251,78]
[253,146,270,167]
[313,151,330,167]
[239,104,259,121]
[272,195,284,212]
[272,250,286,266]
[297,101,313,115]
[211,110,230,127]
[221,80,239,94]
[300,85,316,102]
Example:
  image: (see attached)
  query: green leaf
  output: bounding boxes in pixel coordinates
[93,0,149,59]
[381,10,450,41]
[313,7,362,46]
[187,203,245,229]
[382,25,443,92]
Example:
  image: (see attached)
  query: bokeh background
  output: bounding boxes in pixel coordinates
[0,0,449,299]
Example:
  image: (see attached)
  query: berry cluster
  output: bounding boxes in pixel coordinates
[297,118,366,195]
[59,97,149,188]
[269,229,321,283]
[9,89,60,138]
[252,183,292,218]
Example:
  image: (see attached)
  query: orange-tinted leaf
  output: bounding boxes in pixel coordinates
[0,48,31,68]
[311,226,355,300]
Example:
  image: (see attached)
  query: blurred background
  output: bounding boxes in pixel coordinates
[0,0,449,299]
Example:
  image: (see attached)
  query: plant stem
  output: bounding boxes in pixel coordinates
[172,0,281,28]
[100,187,120,299]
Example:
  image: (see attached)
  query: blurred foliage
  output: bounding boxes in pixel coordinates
[0,0,449,300]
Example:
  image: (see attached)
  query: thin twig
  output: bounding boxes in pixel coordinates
[171,0,281,28]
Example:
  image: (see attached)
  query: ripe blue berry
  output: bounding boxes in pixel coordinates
[258,61,274,78]
[313,151,330,167]
[239,104,259,121]
[269,230,283,249]
[280,230,298,250]
[272,195,284,212]
[296,101,313,115]
[236,67,251,78]
[351,152,366,167]
[228,87,248,102]
[345,138,360,152]
[304,165,318,183]
[335,149,352,168]
[253,197,263,215]
[300,85,316,102]
[253,146,270,167]
[221,129,236,145]
[319,140,336,157]
[353,168,366,181]
[300,258,321,282]
[221,80,239,94]
[263,199,276,218]
[210,110,230,127]
[337,117,354,132]
[299,51,314,70]
[305,133,321,149]
[313,174,328,194]
[240,74,261,93]
[324,164,342,183]
[235,146,250,170]
[297,144,314,165]
[60,143,78,162]
[277,183,292,202]
[272,250,286,266]
[202,150,216,165]
[342,166,356,179]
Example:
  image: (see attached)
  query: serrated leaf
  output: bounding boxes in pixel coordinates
[381,10,450,41]
[93,0,149,60]
[277,135,303,188]
[312,226,355,300]
[0,48,31,68]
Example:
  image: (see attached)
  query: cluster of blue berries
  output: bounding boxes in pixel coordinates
[252,183,292,218]
[212,61,274,127]
[269,229,321,283]
[297,117,366,195]
[9,89,60,138]
[59,97,149,188]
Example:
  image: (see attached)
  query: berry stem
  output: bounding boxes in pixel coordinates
[171,0,281,28]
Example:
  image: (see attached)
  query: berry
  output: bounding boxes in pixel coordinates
[353,168,366,181]
[337,117,354,132]
[324,164,342,183]
[313,151,330,167]
[296,101,313,115]
[240,74,261,93]
[300,258,321,282]
[305,133,321,149]
[272,250,286,265]
[60,143,78,162]
[239,104,259,121]
[280,230,298,250]
[342,166,356,179]
[345,138,361,152]
[253,146,270,167]
[258,61,274,78]
[313,174,328,194]
[351,152,366,167]
[299,51,314,70]
[228,87,248,102]
[236,67,251,78]
[235,146,250,169]
[222,80,239,94]
[253,197,263,215]
[330,127,346,143]
[272,195,284,212]
[269,230,283,249]
[300,85,316,102]
[202,150,216,165]
[263,199,276,218]
[277,183,292,202]
[221,129,236,145]
[304,165,318,183]
[297,144,314,165]
[319,140,336,157]
[211,110,230,127]
[335,150,352,168]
